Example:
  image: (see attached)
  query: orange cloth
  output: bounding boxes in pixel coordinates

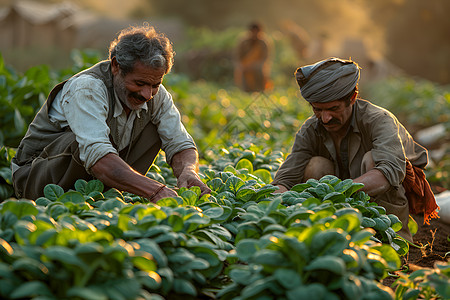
[403,160,440,225]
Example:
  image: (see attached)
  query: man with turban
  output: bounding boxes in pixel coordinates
[271,57,439,242]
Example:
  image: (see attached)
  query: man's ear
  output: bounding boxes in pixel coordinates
[111,57,119,76]
[350,91,358,105]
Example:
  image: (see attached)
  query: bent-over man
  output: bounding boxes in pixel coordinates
[272,57,439,242]
[11,25,211,202]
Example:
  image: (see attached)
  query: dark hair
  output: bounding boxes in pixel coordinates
[109,24,175,75]
[249,22,262,31]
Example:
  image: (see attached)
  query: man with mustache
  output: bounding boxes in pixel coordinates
[11,25,211,201]
[271,57,438,242]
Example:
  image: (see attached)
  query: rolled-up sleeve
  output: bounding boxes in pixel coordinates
[61,76,118,170]
[151,85,196,164]
[366,110,407,187]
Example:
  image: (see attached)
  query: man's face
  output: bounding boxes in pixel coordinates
[310,96,356,136]
[112,59,166,111]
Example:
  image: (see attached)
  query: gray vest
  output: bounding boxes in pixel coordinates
[13,60,156,166]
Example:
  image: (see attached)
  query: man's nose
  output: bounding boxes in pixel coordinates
[140,86,157,100]
[321,111,333,123]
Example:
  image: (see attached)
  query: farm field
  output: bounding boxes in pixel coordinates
[0,26,449,299]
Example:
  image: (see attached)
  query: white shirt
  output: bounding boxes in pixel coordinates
[48,74,195,171]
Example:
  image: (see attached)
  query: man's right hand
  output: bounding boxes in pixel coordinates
[91,153,180,202]
[272,184,288,194]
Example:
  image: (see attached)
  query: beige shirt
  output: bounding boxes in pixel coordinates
[48,74,195,170]
[272,99,428,190]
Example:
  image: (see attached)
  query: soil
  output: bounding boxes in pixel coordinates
[382,212,450,289]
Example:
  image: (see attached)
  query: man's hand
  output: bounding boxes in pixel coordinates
[151,186,178,202]
[91,153,179,202]
[177,168,211,196]
[272,184,288,194]
[171,148,211,196]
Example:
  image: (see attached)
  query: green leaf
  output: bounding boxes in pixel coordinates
[308,183,333,199]
[372,244,401,270]
[0,167,12,183]
[35,197,52,206]
[373,217,389,231]
[99,198,127,211]
[229,267,254,285]
[319,175,341,186]
[43,246,84,266]
[103,188,124,201]
[241,277,275,298]
[287,283,327,300]
[323,192,346,203]
[344,182,365,197]
[274,268,302,289]
[43,184,64,201]
[167,213,184,232]
[136,270,162,290]
[57,191,85,204]
[132,255,157,272]
[304,255,346,275]
[236,158,254,173]
[236,187,256,202]
[181,190,198,206]
[408,215,418,236]
[251,249,287,267]
[206,178,224,192]
[387,214,402,232]
[12,257,48,279]
[330,213,361,233]
[10,281,53,298]
[1,199,38,218]
[310,229,349,256]
[85,180,104,194]
[66,287,107,300]
[74,179,88,194]
[225,175,245,194]
[291,183,311,192]
[173,278,197,296]
[157,197,179,207]
[202,206,224,219]
[361,217,377,228]
[253,168,272,184]
[236,239,259,261]
[350,229,374,245]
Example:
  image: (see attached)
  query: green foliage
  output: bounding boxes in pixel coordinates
[0,165,415,299]
[393,262,450,300]
[367,76,450,129]
[0,53,54,147]
[0,147,15,201]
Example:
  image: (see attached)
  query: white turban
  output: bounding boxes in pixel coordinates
[295,57,360,103]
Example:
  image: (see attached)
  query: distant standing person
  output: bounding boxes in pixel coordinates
[11,24,211,202]
[234,22,271,92]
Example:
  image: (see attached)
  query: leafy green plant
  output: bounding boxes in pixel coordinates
[0,147,15,201]
[393,262,450,300]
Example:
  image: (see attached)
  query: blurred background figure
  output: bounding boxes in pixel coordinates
[234,22,272,92]
[279,20,310,62]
